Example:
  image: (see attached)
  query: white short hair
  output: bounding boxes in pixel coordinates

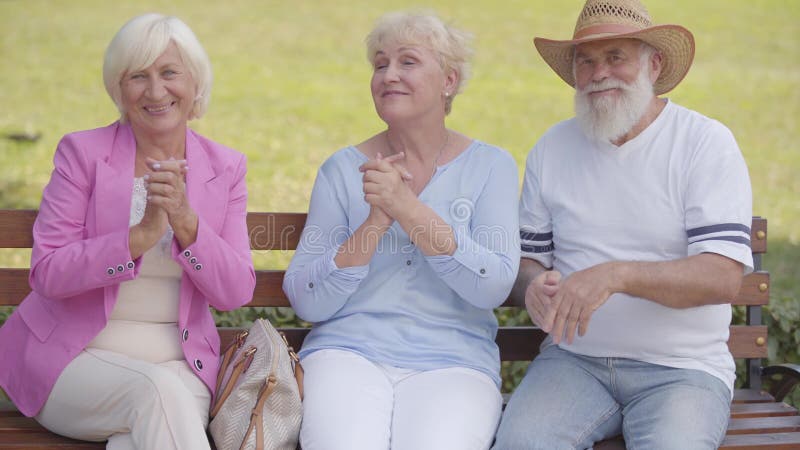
[103,13,212,122]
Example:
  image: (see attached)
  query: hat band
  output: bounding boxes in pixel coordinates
[574,23,643,40]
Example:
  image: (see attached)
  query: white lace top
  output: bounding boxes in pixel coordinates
[87,178,184,363]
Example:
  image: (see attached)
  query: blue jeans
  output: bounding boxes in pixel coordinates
[493,345,731,450]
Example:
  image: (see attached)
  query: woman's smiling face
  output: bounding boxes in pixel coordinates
[370,41,451,124]
[120,42,196,138]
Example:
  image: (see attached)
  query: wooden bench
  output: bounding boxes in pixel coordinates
[1,210,798,449]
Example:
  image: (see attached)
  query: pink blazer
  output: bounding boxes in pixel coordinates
[0,122,255,416]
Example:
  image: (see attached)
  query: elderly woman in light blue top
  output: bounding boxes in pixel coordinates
[283,11,519,450]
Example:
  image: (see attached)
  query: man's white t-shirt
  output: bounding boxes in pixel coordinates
[519,100,753,393]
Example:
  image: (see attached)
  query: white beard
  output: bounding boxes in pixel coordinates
[574,64,654,144]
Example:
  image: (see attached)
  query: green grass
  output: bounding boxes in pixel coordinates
[1,0,798,397]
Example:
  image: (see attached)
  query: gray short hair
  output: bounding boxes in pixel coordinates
[103,14,212,122]
[365,11,473,115]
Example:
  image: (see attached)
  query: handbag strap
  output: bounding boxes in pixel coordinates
[238,373,278,450]
[293,361,305,400]
[280,331,305,400]
[214,330,250,398]
[210,346,257,419]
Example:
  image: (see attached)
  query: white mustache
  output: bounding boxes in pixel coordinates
[582,79,627,94]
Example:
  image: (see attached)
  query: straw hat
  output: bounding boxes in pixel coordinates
[534,0,695,95]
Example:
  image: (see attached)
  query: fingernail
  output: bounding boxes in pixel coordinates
[143,174,150,181]
[169,157,175,161]
[183,165,189,170]
[152,163,161,170]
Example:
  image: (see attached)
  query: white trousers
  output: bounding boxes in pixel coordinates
[300,349,503,450]
[35,348,211,450]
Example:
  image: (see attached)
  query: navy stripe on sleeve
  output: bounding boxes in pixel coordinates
[520,230,553,242]
[521,243,555,254]
[687,222,751,248]
[687,223,751,238]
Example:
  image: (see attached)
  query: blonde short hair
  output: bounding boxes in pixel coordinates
[365,11,473,115]
[103,13,212,122]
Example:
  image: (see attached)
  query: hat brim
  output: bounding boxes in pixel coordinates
[534,24,695,95]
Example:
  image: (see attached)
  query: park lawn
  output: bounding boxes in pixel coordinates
[1,0,798,397]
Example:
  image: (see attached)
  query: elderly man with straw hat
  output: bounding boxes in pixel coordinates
[493,1,753,448]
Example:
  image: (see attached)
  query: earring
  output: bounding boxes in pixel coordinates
[444,92,451,98]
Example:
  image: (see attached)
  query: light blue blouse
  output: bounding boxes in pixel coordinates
[283,140,520,386]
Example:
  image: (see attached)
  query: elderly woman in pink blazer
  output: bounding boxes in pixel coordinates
[0,14,254,449]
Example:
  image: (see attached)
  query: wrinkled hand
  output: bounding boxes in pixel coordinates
[360,152,413,222]
[136,185,169,240]
[547,263,617,345]
[144,157,195,228]
[524,270,561,330]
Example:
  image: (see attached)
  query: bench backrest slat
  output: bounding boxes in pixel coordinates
[246,212,306,251]
[0,210,37,248]
[216,325,768,361]
[0,268,770,308]
[0,210,767,254]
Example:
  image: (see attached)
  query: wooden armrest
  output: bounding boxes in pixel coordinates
[763,364,800,402]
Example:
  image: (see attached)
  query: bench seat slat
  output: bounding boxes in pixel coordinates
[720,431,800,449]
[1,405,797,446]
[733,389,776,404]
[731,402,799,419]
[726,416,800,435]
[0,431,104,449]
[0,416,48,433]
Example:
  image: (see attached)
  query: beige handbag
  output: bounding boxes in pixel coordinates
[209,319,304,450]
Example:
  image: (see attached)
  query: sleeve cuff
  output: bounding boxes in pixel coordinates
[521,252,553,269]
[689,241,754,275]
[323,247,370,283]
[424,229,489,278]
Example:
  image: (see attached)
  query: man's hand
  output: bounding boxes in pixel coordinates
[547,262,619,345]
[524,270,561,331]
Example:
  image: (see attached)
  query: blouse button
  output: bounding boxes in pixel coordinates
[194,359,203,371]
[106,267,115,276]
[406,260,412,266]
[116,264,125,273]
[479,268,486,275]
[126,261,135,270]
[182,329,189,342]
[189,257,198,264]
[308,282,314,289]
[194,264,203,271]
[183,250,192,258]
